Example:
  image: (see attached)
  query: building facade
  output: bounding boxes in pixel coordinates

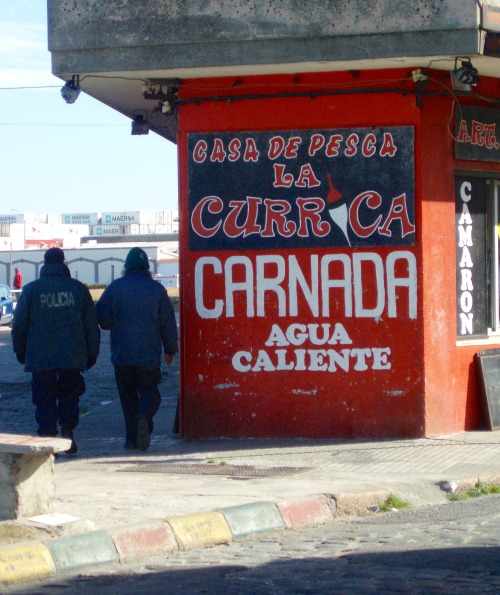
[0,210,179,251]
[47,0,500,438]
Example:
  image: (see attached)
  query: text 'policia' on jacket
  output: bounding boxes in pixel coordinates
[11,263,100,372]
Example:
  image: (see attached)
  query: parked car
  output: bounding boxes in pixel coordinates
[0,284,14,327]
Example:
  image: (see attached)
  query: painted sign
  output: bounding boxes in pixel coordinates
[183,126,420,439]
[455,176,487,338]
[188,127,415,250]
[455,105,500,162]
[194,249,417,374]
[25,239,63,249]
[182,243,419,438]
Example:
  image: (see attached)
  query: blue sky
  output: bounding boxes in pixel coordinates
[0,1,179,215]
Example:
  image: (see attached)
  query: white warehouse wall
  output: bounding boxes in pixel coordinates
[0,243,179,287]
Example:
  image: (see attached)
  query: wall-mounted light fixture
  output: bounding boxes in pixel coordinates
[131,110,150,135]
[61,75,81,104]
[451,58,478,91]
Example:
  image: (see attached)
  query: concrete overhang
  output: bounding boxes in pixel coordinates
[47,0,500,143]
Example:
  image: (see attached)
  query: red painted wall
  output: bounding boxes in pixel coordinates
[176,69,500,439]
[419,80,500,435]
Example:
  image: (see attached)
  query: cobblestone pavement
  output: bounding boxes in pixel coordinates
[8,495,500,594]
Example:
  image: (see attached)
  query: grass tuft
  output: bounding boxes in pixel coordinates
[449,479,500,501]
[378,494,409,512]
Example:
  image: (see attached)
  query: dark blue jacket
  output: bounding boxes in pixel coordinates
[96,270,178,367]
[12,263,100,372]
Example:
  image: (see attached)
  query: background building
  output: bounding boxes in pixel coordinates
[0,210,178,251]
[0,210,179,286]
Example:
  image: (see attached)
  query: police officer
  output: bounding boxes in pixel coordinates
[96,247,177,451]
[12,247,100,453]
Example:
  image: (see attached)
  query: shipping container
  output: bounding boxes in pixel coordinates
[101,211,141,225]
[92,225,122,236]
[0,214,22,225]
[62,213,100,226]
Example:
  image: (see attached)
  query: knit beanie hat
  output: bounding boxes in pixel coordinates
[44,247,65,264]
[124,247,150,271]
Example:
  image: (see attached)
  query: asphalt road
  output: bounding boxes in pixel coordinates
[7,494,500,594]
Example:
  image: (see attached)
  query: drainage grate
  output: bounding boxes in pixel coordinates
[120,463,311,477]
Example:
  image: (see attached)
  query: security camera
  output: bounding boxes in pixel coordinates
[61,81,81,104]
[453,59,478,85]
[131,112,150,135]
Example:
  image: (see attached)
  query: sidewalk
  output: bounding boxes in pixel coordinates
[53,401,500,527]
[1,327,500,586]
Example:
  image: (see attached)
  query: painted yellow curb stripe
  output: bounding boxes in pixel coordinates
[166,512,232,550]
[0,542,55,584]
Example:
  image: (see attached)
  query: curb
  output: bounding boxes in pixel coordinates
[277,494,336,529]
[4,475,496,588]
[109,521,178,563]
[43,531,119,573]
[0,493,346,587]
[165,511,232,550]
[217,501,285,540]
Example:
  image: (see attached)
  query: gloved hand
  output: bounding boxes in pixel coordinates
[16,352,25,364]
[87,356,97,370]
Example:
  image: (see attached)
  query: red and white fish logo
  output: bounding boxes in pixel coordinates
[326,173,350,246]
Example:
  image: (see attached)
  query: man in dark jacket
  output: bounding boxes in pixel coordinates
[12,247,100,453]
[96,247,178,451]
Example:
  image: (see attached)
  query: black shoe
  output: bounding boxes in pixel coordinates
[124,440,138,450]
[136,418,151,451]
[61,427,78,455]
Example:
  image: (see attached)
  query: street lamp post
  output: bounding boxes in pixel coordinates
[8,240,12,287]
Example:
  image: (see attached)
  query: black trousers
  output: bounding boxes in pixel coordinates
[31,369,85,437]
[114,365,162,444]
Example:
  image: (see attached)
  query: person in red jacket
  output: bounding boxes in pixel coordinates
[13,268,22,290]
